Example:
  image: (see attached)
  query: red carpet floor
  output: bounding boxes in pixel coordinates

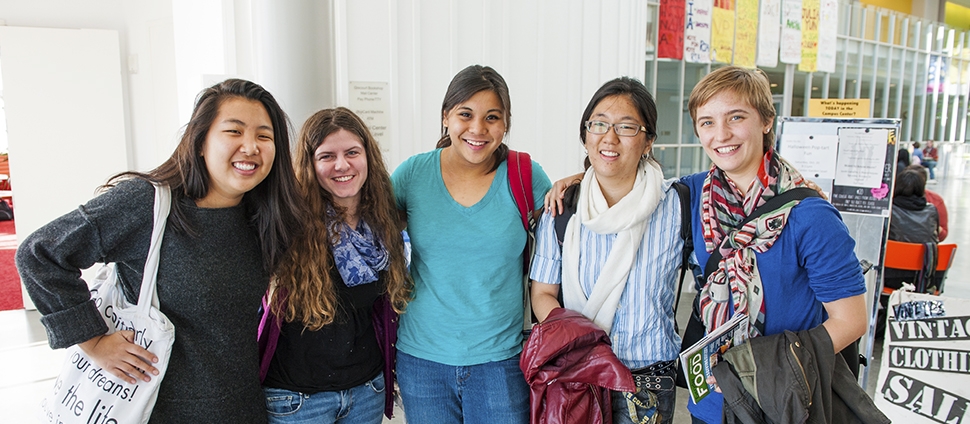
[0,217,23,310]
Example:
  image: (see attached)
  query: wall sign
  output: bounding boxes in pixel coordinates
[348,82,391,151]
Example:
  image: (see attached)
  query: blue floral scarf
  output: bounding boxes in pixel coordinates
[330,215,389,287]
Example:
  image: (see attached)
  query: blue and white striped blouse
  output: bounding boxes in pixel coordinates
[529,178,684,369]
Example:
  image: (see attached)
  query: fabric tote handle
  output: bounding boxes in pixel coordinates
[137,183,171,314]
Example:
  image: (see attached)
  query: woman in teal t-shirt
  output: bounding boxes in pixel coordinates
[390,65,551,424]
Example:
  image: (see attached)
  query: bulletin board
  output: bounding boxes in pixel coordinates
[777,117,902,387]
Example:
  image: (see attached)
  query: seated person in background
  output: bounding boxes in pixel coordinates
[908,164,948,241]
[923,140,939,180]
[911,141,924,165]
[885,167,939,291]
[896,149,910,173]
[889,167,938,244]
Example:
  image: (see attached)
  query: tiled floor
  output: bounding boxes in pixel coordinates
[2,173,969,423]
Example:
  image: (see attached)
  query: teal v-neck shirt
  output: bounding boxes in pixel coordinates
[391,149,551,366]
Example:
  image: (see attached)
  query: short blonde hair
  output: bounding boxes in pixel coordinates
[688,66,776,152]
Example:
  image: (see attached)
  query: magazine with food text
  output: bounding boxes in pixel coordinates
[679,313,750,404]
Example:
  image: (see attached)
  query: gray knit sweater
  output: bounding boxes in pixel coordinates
[17,178,269,423]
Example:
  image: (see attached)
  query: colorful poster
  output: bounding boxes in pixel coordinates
[927,56,947,93]
[780,0,802,64]
[659,0,687,60]
[685,0,713,63]
[757,0,781,67]
[816,0,839,73]
[734,0,759,68]
[711,0,735,64]
[798,0,820,72]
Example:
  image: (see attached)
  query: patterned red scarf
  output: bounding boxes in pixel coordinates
[699,150,810,337]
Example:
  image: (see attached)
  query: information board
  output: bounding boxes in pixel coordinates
[778,117,901,387]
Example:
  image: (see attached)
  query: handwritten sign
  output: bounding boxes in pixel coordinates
[798,0,820,72]
[685,0,713,63]
[348,82,391,151]
[808,99,871,118]
[757,0,781,67]
[816,0,839,73]
[711,0,735,64]
[780,0,802,64]
[659,0,686,59]
[734,0,759,68]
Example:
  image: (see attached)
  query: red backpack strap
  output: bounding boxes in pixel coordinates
[507,150,534,231]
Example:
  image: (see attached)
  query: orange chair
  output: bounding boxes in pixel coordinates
[882,240,958,295]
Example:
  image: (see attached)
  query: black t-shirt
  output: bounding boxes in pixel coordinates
[263,266,384,393]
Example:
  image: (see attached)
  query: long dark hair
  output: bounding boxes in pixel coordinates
[273,107,412,329]
[435,65,512,173]
[107,79,303,273]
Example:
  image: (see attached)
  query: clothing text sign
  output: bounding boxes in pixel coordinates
[876,291,970,424]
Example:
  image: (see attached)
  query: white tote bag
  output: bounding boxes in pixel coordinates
[38,183,176,424]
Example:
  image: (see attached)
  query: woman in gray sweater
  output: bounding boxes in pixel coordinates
[16,79,304,423]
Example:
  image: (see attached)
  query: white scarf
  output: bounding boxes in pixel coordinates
[562,160,665,333]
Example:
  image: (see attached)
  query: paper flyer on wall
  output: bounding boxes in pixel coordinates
[680,313,750,404]
[875,289,970,423]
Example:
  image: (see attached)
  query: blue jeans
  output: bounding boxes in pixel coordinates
[924,159,937,179]
[611,385,676,424]
[396,351,530,424]
[263,373,385,424]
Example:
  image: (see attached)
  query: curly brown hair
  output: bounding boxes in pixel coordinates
[272,107,412,330]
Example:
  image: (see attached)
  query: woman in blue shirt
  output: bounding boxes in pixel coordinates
[684,66,867,424]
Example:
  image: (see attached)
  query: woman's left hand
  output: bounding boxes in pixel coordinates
[804,179,829,201]
[706,375,721,393]
[544,172,583,216]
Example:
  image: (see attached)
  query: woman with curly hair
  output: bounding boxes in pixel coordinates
[259,107,412,424]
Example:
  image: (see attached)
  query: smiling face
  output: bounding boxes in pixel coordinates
[198,97,276,208]
[441,90,506,169]
[585,95,652,192]
[695,90,772,192]
[314,128,368,213]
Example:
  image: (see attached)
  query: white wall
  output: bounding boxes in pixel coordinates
[249,0,335,126]
[0,0,335,175]
[335,0,649,181]
[1,0,646,184]
[171,0,336,139]
[0,0,179,172]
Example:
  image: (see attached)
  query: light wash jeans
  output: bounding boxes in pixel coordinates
[395,351,529,424]
[263,373,385,424]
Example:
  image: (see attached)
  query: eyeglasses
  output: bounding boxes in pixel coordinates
[584,120,649,137]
